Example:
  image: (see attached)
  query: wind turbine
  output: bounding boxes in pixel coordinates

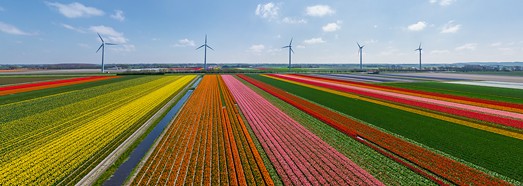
[96,33,117,73]
[415,43,422,70]
[357,42,365,70]
[282,38,294,72]
[196,34,214,71]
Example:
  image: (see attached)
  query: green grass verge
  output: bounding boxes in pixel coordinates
[236,76,433,185]
[248,74,523,183]
[382,81,523,104]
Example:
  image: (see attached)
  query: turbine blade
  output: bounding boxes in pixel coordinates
[282,46,289,48]
[207,45,214,51]
[105,43,117,45]
[205,34,207,44]
[289,38,293,46]
[419,43,422,49]
[96,44,104,53]
[290,48,294,53]
[97,33,104,43]
[196,45,205,50]
[362,45,365,48]
[357,42,361,47]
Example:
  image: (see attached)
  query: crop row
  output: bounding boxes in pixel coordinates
[302,74,523,113]
[0,76,117,96]
[253,74,523,183]
[223,75,382,185]
[272,74,523,129]
[238,74,511,185]
[132,75,273,185]
[238,76,434,185]
[0,76,176,156]
[384,81,523,105]
[0,75,195,185]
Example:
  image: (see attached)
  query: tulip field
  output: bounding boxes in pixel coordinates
[2,73,522,185]
[0,75,195,185]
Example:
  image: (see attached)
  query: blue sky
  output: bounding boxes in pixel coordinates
[1,0,522,64]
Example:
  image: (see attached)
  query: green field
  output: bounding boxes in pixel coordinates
[0,76,81,86]
[383,81,523,104]
[247,74,523,183]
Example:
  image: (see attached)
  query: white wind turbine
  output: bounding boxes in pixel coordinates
[282,38,294,72]
[96,33,117,73]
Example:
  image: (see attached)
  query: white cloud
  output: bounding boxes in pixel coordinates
[297,45,306,49]
[322,21,342,32]
[430,0,456,6]
[255,2,279,20]
[304,37,326,44]
[498,47,514,52]
[491,42,502,47]
[0,22,33,35]
[306,5,335,17]
[430,50,450,54]
[175,38,195,47]
[455,43,478,51]
[249,44,265,53]
[282,17,307,24]
[110,10,125,21]
[441,20,461,33]
[408,21,427,31]
[373,25,379,28]
[89,25,128,44]
[61,23,85,33]
[46,2,104,18]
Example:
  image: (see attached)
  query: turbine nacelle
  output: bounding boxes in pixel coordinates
[282,38,294,53]
[357,42,365,49]
[415,43,422,51]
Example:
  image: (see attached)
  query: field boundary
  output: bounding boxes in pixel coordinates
[76,76,197,186]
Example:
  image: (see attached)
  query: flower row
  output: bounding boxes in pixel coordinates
[223,75,382,186]
[0,76,194,185]
[238,74,510,186]
[0,76,117,96]
[131,75,273,185]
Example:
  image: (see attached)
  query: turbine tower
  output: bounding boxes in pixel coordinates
[96,33,117,73]
[415,43,422,70]
[357,42,365,70]
[282,38,294,72]
[196,35,214,71]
